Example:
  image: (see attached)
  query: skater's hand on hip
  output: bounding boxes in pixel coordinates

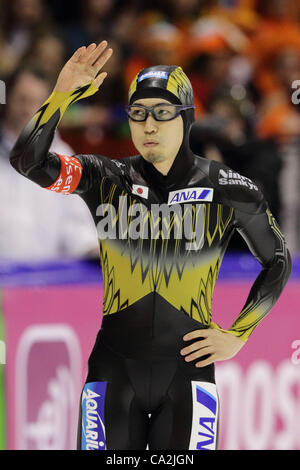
[54,41,113,93]
[180,328,245,367]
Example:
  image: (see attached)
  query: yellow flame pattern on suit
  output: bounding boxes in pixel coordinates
[205,204,234,247]
[156,253,221,324]
[212,207,288,340]
[98,186,234,326]
[32,82,99,128]
[229,208,286,338]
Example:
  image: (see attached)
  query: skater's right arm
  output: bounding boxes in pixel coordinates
[10,41,113,195]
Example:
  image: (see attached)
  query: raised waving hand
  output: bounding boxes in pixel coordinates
[54,41,113,93]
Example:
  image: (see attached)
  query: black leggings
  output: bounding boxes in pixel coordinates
[77,336,219,450]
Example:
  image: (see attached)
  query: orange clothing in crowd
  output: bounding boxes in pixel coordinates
[246,20,300,95]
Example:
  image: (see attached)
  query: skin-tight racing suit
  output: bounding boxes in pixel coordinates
[10,81,292,450]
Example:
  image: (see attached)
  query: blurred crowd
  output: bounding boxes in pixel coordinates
[0,0,300,260]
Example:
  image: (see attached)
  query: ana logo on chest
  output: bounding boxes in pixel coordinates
[168,187,214,205]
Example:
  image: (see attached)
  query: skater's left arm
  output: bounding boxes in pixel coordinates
[181,177,292,367]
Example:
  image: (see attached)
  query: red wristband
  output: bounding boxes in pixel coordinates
[46,154,83,194]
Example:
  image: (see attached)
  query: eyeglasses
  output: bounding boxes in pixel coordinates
[126,103,195,122]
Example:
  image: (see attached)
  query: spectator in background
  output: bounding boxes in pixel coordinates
[0,0,55,77]
[20,33,67,86]
[140,0,200,33]
[253,43,300,253]
[123,21,208,116]
[197,0,260,37]
[252,44,300,141]
[190,92,282,251]
[123,1,201,88]
[255,0,300,29]
[124,21,187,86]
[57,38,129,152]
[111,4,142,56]
[243,0,300,139]
[88,37,129,140]
[0,66,99,260]
[60,0,116,57]
[187,17,250,112]
[243,0,300,252]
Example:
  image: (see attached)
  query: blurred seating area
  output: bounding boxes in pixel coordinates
[0,0,300,257]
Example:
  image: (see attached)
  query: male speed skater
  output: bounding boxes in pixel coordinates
[10,41,292,450]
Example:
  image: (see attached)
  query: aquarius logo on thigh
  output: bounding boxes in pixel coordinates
[81,382,107,450]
